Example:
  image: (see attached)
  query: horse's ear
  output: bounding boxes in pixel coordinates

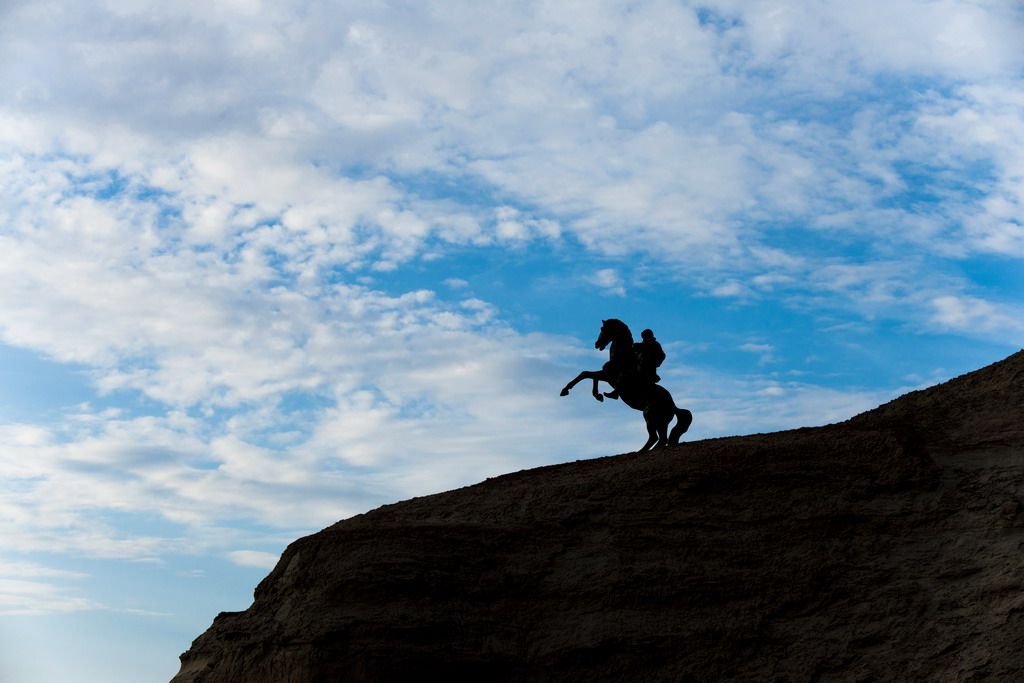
[601,319,607,324]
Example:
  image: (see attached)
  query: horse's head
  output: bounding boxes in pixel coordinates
[595,318,631,351]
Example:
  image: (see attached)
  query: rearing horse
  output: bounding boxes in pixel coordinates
[560,319,692,452]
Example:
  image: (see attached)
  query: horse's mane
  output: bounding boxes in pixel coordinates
[604,318,634,344]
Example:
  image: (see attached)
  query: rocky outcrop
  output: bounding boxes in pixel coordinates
[173,351,1024,682]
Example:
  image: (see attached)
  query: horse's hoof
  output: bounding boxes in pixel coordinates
[594,394,604,402]
[560,388,569,396]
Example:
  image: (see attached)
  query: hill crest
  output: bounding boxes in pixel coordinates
[173,351,1024,682]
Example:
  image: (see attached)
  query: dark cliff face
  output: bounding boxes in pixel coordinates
[173,351,1024,682]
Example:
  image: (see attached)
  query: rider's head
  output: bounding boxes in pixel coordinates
[641,328,654,341]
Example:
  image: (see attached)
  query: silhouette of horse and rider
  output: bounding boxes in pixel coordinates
[561,319,692,452]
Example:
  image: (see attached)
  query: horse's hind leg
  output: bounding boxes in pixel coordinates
[656,418,669,448]
[639,416,658,452]
[669,408,693,445]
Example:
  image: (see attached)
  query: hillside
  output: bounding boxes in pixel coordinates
[172,351,1024,682]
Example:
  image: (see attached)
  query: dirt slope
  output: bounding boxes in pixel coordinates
[172,351,1024,682]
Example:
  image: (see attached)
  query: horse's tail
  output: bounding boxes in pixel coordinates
[669,407,693,445]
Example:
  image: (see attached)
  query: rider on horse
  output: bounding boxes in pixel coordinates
[637,328,665,384]
[605,328,665,400]
[559,319,691,451]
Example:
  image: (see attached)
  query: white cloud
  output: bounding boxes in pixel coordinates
[226,550,280,569]
[0,578,97,616]
[710,280,751,299]
[738,342,776,365]
[586,268,626,297]
[0,0,1020,294]
[930,295,1024,339]
[0,561,85,581]
[0,562,94,616]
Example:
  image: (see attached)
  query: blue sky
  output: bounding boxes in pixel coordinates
[1,1,1023,681]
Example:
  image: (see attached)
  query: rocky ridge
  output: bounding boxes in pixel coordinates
[173,351,1024,682]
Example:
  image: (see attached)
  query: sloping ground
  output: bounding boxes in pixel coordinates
[173,351,1024,682]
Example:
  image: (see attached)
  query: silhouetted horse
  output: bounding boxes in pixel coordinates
[560,319,692,452]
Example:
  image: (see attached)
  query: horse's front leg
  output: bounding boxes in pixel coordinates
[560,370,606,402]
